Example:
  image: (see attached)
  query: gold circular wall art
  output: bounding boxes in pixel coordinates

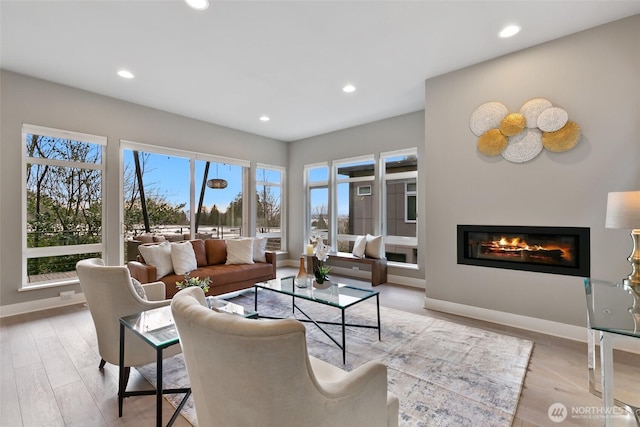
[542,121,581,152]
[471,98,580,162]
[469,102,509,136]
[499,113,526,136]
[477,129,508,156]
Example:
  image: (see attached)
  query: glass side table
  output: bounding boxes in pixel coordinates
[583,278,640,426]
[119,298,257,427]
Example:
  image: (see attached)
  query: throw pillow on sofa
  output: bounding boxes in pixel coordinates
[226,239,255,265]
[171,241,197,275]
[138,241,174,280]
[253,237,268,262]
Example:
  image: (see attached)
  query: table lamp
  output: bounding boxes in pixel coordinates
[605,191,640,288]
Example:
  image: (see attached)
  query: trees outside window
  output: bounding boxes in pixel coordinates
[23,124,105,287]
[256,165,284,251]
[306,164,330,245]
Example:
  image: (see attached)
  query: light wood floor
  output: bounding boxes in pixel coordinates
[1,268,638,427]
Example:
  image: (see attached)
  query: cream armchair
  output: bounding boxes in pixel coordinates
[171,287,399,427]
[75,258,181,386]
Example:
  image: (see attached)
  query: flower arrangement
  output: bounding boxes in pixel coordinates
[176,272,211,293]
[314,238,331,284]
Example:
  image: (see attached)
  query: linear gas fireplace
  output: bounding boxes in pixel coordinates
[457,225,590,277]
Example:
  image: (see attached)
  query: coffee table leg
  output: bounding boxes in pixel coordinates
[342,309,346,364]
[118,323,125,417]
[376,294,381,341]
[254,286,258,312]
[157,349,163,427]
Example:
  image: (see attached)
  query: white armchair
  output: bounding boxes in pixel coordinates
[171,287,399,427]
[75,258,181,386]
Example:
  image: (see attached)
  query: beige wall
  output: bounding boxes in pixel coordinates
[424,15,640,327]
[0,71,287,307]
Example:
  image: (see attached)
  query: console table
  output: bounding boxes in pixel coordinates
[583,278,639,426]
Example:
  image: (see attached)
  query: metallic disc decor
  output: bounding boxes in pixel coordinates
[499,113,526,136]
[519,98,553,128]
[477,129,508,156]
[542,121,581,152]
[537,107,568,132]
[470,102,508,136]
[502,128,543,163]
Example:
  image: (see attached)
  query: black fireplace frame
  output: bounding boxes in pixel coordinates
[457,225,590,277]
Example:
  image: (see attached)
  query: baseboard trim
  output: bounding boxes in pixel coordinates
[424,296,640,354]
[0,293,87,318]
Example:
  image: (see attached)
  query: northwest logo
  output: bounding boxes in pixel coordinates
[548,403,568,423]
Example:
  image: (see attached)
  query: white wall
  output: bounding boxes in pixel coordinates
[0,71,287,307]
[424,15,640,327]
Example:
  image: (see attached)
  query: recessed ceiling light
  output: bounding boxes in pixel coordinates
[342,84,356,93]
[117,70,134,79]
[185,0,209,11]
[259,116,270,122]
[499,25,521,38]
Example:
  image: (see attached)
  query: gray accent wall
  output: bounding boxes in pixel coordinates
[424,15,639,327]
[0,71,287,307]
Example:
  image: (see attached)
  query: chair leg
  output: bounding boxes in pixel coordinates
[98,358,106,370]
[123,367,131,390]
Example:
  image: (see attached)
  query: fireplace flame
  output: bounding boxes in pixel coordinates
[488,236,573,263]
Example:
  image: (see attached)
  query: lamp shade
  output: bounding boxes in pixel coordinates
[605,191,640,229]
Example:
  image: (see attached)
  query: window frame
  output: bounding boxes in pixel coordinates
[255,163,286,252]
[22,124,106,289]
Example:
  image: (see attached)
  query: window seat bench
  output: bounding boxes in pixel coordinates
[307,252,387,286]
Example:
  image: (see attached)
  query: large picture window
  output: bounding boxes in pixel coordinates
[335,156,375,252]
[382,149,418,265]
[23,124,105,288]
[304,148,418,267]
[306,164,330,245]
[122,143,250,261]
[256,165,284,251]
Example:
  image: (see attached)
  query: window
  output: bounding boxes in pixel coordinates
[256,165,284,251]
[306,164,330,245]
[122,142,249,260]
[405,182,417,222]
[335,156,376,252]
[382,149,418,265]
[23,124,105,288]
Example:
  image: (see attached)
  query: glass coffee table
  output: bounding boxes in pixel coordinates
[119,298,257,427]
[254,276,380,364]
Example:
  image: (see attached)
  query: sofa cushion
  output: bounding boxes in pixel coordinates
[208,263,273,286]
[205,239,227,265]
[135,233,154,244]
[226,239,254,265]
[138,241,173,279]
[191,239,208,267]
[253,237,268,262]
[171,241,197,275]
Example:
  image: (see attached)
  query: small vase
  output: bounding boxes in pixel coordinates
[295,256,309,288]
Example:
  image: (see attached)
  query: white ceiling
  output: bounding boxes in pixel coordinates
[2,1,639,142]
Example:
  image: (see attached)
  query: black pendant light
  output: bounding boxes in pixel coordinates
[207,163,228,189]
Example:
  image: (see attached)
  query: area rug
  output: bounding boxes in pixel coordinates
[137,291,533,426]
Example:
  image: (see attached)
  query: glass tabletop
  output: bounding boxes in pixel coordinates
[120,299,257,349]
[584,278,640,339]
[255,276,378,309]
